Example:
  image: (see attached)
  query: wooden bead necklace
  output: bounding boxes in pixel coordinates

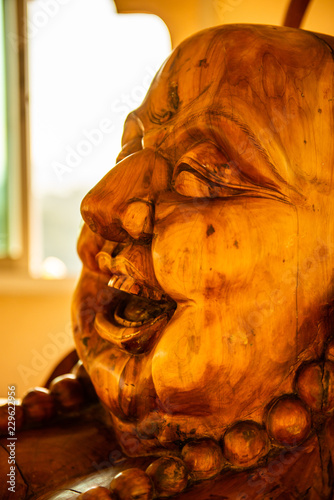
[1,349,334,499]
[0,362,96,435]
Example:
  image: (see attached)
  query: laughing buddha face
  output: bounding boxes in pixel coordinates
[72,25,334,455]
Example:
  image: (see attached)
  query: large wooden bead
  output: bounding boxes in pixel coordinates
[110,468,154,500]
[222,421,269,467]
[266,396,311,445]
[49,374,85,412]
[77,486,113,499]
[296,361,334,412]
[181,439,224,480]
[0,404,24,434]
[146,457,188,496]
[22,388,56,423]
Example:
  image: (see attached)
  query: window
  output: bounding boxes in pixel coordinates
[0,0,24,272]
[28,0,171,278]
[1,0,171,281]
[0,0,7,257]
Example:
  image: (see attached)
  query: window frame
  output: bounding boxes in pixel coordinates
[0,0,76,292]
[0,0,28,275]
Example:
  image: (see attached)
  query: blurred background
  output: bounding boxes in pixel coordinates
[1,0,333,397]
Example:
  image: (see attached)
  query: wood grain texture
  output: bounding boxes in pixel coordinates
[77,20,334,440]
[74,23,334,497]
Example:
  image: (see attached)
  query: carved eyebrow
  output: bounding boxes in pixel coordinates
[124,111,144,133]
[122,112,144,146]
[126,112,144,130]
[213,112,281,177]
[155,108,298,197]
[207,109,299,195]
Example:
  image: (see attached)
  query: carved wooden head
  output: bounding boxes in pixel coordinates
[72,25,334,457]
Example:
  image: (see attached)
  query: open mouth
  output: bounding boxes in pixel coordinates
[94,274,176,354]
[114,293,173,327]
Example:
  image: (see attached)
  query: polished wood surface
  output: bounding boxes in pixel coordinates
[77,21,334,437]
[74,23,334,497]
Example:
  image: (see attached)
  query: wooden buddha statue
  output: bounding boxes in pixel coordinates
[1,24,334,500]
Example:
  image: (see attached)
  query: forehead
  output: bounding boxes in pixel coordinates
[135,25,328,122]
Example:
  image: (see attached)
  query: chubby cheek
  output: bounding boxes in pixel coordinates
[153,198,296,302]
[152,298,297,421]
[152,199,298,418]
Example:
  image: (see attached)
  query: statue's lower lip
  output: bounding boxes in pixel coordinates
[94,305,174,355]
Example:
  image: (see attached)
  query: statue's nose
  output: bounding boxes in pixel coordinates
[80,149,168,242]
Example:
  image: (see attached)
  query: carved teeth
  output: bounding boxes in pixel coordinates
[128,282,142,296]
[107,275,164,302]
[121,277,137,293]
[108,276,119,288]
[108,276,136,292]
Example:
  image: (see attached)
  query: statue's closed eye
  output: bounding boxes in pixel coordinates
[172,142,249,199]
[172,168,245,198]
[172,141,287,201]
